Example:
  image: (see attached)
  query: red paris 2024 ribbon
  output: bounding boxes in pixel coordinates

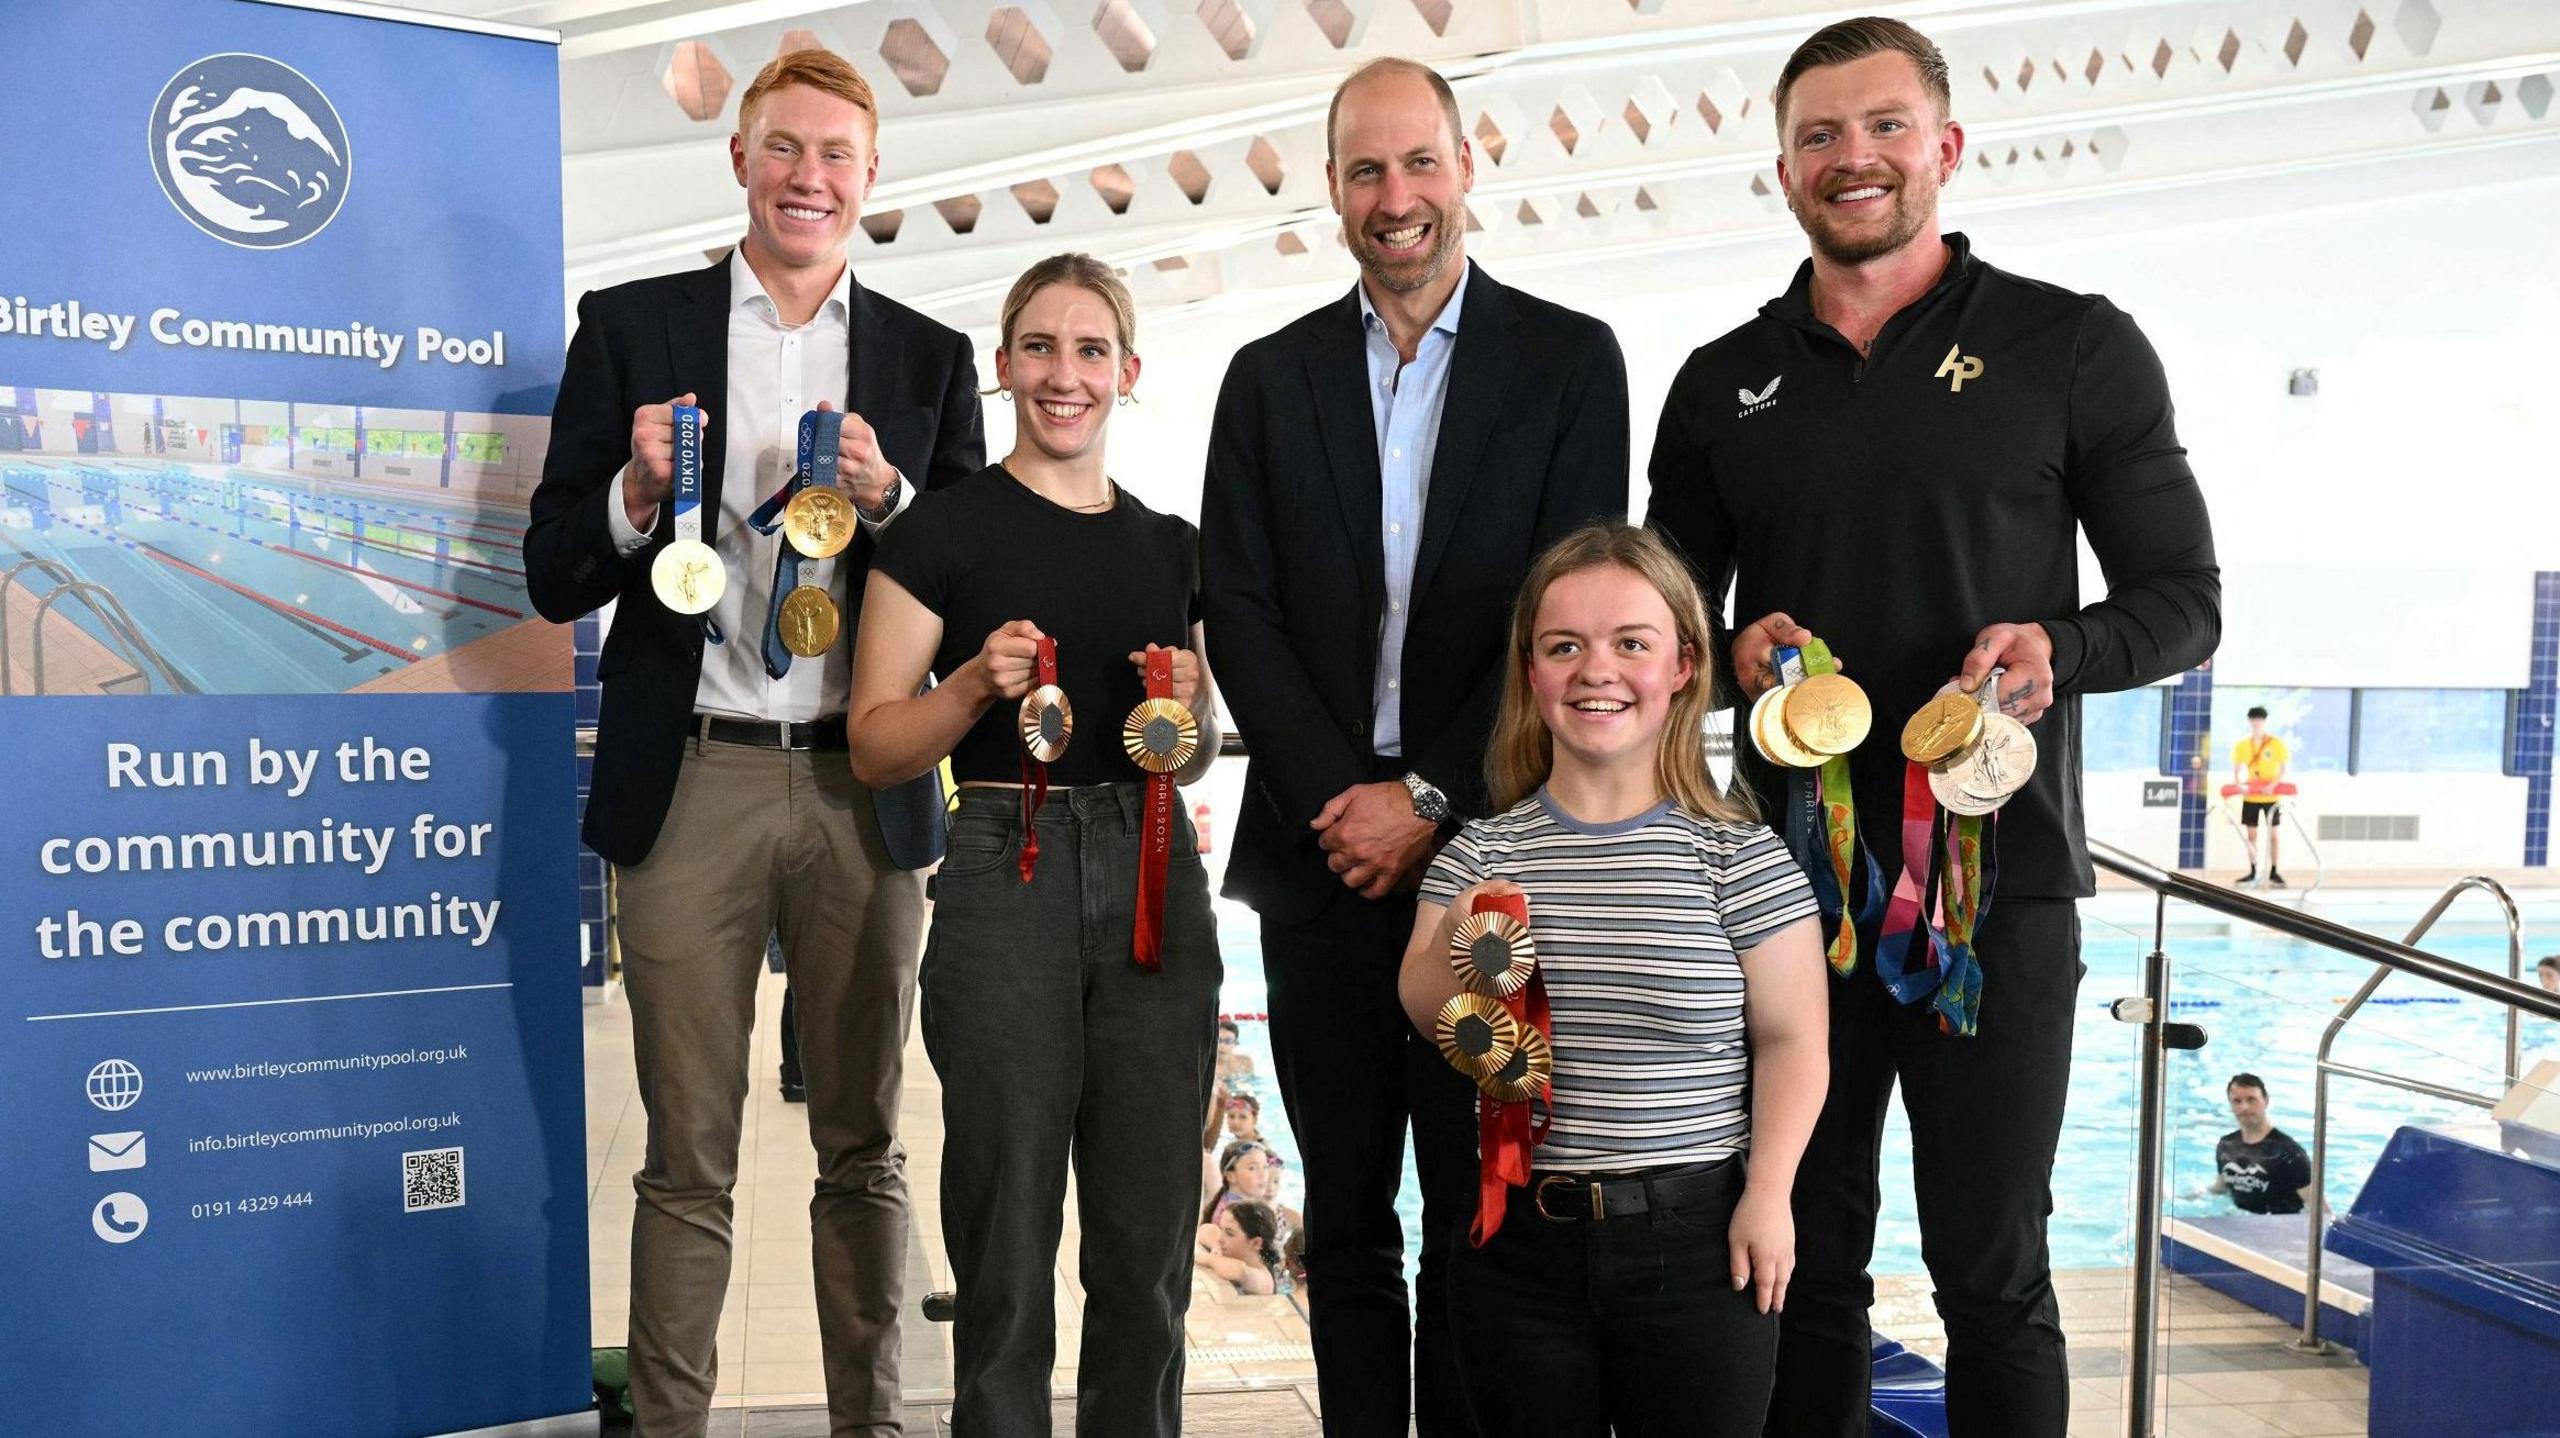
[1017,637,1058,883]
[1471,889,1552,1247]
[1130,647,1177,972]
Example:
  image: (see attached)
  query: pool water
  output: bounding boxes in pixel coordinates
[1,458,530,693]
[1214,897,2548,1278]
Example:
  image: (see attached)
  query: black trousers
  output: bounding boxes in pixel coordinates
[1451,1161,1777,1438]
[1768,898,2082,1438]
[923,787,1223,1438]
[1263,888,1483,1438]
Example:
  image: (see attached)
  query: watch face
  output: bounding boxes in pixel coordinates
[1407,776,1448,820]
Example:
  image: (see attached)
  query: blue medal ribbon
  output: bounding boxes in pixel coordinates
[671,404,723,644]
[746,409,843,678]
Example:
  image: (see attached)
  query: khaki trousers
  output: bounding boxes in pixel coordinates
[614,736,928,1437]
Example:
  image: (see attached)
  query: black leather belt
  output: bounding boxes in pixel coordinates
[693,713,849,751]
[1530,1160,1735,1223]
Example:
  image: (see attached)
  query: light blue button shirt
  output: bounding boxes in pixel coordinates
[1359,262,1469,758]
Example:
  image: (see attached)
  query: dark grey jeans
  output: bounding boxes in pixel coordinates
[921,784,1222,1438]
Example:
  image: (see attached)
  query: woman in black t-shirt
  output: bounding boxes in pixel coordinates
[848,254,1223,1437]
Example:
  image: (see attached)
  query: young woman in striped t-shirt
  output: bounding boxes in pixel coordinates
[1397,523,1828,1437]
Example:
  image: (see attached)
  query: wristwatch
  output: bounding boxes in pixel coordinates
[1402,772,1452,825]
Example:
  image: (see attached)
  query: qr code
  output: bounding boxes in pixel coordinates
[402,1146,465,1212]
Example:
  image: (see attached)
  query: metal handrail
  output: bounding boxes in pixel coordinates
[0,555,78,694]
[2297,874,2523,1351]
[2089,840,2557,1019]
[2088,837,2560,1438]
[29,579,191,696]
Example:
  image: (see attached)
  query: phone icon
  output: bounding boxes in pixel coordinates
[92,1192,149,1244]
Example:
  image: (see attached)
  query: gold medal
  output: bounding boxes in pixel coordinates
[1753,682,1825,769]
[1902,690,1983,764]
[1782,672,1872,756]
[1019,685,1073,763]
[1434,994,1522,1081]
[1746,685,1785,766]
[1448,907,1536,999]
[1122,698,1199,774]
[1478,1025,1553,1104]
[778,584,839,657]
[650,538,724,615]
[782,485,855,559]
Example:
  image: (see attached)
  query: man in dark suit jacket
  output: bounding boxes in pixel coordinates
[523,50,979,1438]
[1200,58,1629,1438]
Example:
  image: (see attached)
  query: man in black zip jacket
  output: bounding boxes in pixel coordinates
[1646,19,2218,1436]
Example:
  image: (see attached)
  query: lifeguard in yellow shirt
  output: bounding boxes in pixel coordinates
[2232,705,2289,886]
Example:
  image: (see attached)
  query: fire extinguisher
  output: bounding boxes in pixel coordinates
[1193,801,1214,854]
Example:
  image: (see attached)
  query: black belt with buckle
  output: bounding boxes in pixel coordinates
[1530,1160,1736,1223]
[693,714,849,751]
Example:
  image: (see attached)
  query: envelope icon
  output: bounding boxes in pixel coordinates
[88,1131,146,1172]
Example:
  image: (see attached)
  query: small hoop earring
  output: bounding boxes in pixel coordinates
[998,388,1011,401]
[1118,392,1138,407]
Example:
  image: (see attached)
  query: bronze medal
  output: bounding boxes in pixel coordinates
[1448,907,1536,999]
[782,485,855,559]
[777,584,839,657]
[1122,697,1199,774]
[1435,994,1523,1082]
[1019,685,1073,763]
[1478,1025,1553,1104]
[1781,671,1873,756]
[1018,637,1072,763]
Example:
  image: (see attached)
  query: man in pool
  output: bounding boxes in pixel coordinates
[1644,17,2218,1435]
[2213,1073,2314,1216]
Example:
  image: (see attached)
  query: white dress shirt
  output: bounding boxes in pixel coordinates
[607,249,911,721]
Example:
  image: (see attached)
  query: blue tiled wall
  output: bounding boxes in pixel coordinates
[575,613,608,988]
[2170,663,2215,869]
[2519,573,2557,867]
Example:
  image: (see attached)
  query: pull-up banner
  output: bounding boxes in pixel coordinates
[0,3,588,1435]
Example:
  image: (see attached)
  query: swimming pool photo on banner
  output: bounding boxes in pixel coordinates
[0,387,561,696]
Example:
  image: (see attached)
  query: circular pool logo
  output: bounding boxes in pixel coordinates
[149,53,351,249]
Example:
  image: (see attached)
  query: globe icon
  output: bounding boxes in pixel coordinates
[148,53,352,249]
[87,1059,145,1112]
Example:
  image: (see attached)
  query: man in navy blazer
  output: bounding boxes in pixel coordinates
[1201,58,1630,1437]
[524,49,979,1438]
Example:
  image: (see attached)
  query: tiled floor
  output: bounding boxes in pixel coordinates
[584,970,2371,1435]
[0,568,144,694]
[584,966,1317,1423]
[1874,1266,2373,1437]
